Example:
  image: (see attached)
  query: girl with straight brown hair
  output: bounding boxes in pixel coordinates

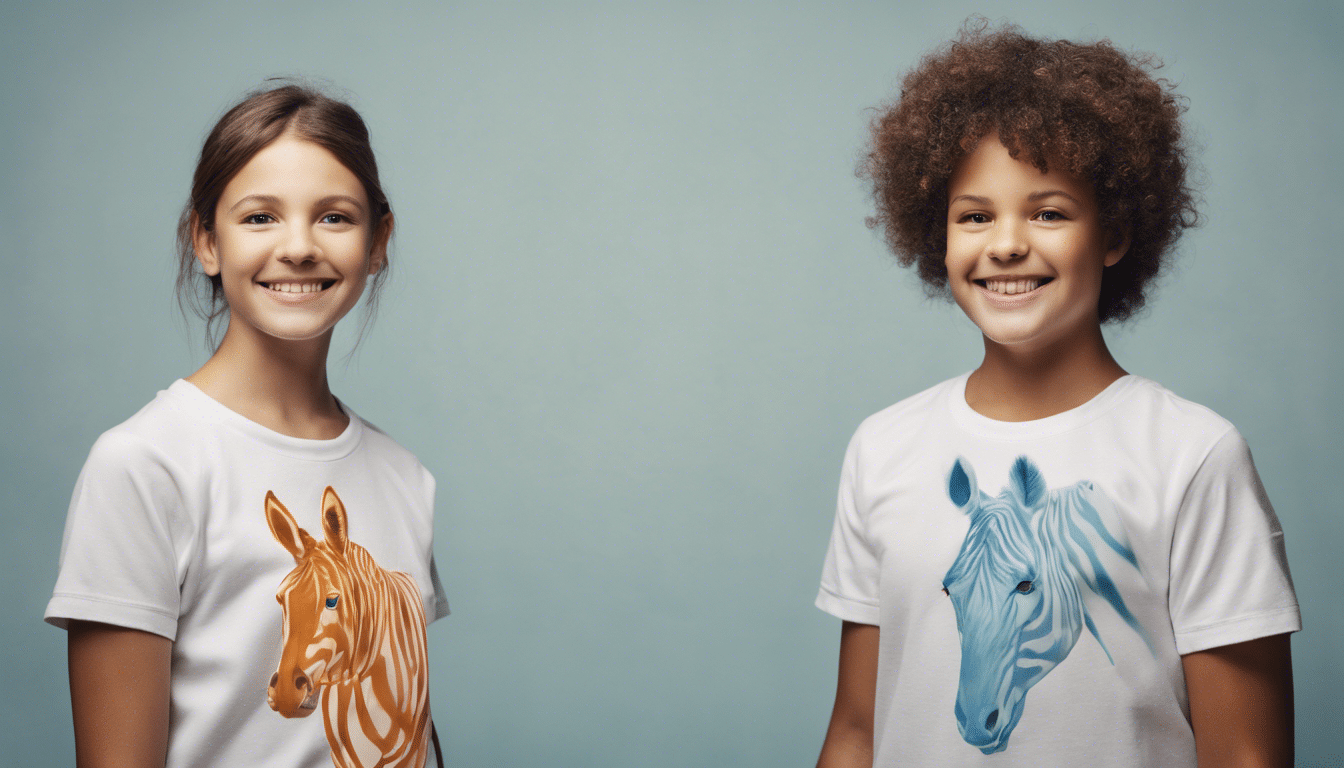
[47,82,448,767]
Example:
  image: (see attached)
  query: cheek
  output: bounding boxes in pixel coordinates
[328,233,377,273]
[943,231,981,276]
[214,234,268,277]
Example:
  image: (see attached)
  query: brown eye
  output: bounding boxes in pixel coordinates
[1015,581,1034,594]
[941,587,950,597]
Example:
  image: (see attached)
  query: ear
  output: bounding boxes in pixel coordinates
[321,486,349,554]
[1007,456,1047,509]
[367,212,393,276]
[948,458,980,514]
[1103,228,1130,268]
[192,211,221,277]
[266,491,310,563]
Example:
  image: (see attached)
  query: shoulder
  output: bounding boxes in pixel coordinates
[851,375,961,448]
[346,409,435,489]
[841,375,963,481]
[84,382,213,474]
[1119,376,1241,450]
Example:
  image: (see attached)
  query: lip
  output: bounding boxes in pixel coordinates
[256,280,336,304]
[973,278,1051,309]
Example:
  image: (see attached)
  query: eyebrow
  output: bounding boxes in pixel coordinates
[227,194,367,214]
[949,190,1083,207]
[1027,189,1082,204]
[949,194,992,206]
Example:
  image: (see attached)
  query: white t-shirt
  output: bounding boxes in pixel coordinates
[817,374,1299,767]
[47,380,449,768]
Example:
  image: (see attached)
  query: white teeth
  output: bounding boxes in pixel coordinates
[983,278,1041,295]
[265,282,326,293]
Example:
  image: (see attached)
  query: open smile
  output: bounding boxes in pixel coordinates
[259,280,336,294]
[975,277,1054,295]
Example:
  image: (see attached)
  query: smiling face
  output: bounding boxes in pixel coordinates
[195,134,390,344]
[945,134,1127,354]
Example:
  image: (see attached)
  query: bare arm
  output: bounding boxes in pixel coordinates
[68,620,172,768]
[817,621,880,768]
[1182,633,1293,768]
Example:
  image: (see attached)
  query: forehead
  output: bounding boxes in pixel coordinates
[276,551,342,595]
[220,135,366,207]
[947,133,1095,207]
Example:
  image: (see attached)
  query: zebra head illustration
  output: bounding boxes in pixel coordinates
[265,487,433,768]
[941,457,1153,754]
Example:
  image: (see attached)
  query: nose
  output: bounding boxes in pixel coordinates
[987,218,1027,262]
[267,670,311,693]
[277,224,319,265]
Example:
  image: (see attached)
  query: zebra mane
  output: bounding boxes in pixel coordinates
[1047,485,1155,657]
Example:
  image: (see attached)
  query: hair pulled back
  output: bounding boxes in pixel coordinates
[176,82,393,346]
[862,19,1199,322]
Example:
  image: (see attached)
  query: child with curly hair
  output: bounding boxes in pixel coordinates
[815,21,1298,767]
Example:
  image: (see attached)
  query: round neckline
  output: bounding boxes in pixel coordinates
[168,379,363,461]
[947,372,1143,440]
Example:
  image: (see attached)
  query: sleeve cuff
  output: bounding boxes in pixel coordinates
[44,594,179,641]
[1174,604,1302,655]
[815,585,881,625]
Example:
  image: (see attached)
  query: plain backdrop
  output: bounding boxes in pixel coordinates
[2,1,1340,765]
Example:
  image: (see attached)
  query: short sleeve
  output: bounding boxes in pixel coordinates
[1168,428,1300,654]
[816,435,882,625]
[45,431,191,640]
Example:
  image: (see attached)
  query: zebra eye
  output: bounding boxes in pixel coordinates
[325,595,339,609]
[1015,581,1034,594]
[941,587,949,597]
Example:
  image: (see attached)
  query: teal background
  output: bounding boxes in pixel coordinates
[3,1,1340,765]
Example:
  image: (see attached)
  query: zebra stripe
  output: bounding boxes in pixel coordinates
[941,457,1153,755]
[266,487,433,768]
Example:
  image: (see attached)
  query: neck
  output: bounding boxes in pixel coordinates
[186,320,347,439]
[966,323,1126,422]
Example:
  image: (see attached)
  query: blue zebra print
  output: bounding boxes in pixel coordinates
[941,456,1154,754]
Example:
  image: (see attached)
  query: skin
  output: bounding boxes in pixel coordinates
[188,133,391,439]
[816,622,879,768]
[68,622,171,768]
[69,132,391,764]
[1182,634,1294,768]
[944,133,1129,422]
[817,134,1293,766]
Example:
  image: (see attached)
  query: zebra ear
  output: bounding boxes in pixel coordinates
[1008,456,1046,508]
[321,486,349,554]
[266,491,310,563]
[948,458,979,514]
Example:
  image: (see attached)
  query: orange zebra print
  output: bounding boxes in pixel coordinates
[266,487,433,768]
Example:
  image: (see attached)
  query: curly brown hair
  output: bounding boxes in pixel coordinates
[861,19,1199,322]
